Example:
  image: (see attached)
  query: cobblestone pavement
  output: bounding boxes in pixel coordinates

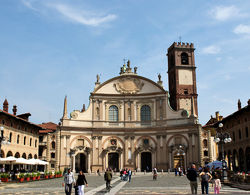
[0,173,249,194]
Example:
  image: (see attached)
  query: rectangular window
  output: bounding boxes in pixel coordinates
[246,127,249,138]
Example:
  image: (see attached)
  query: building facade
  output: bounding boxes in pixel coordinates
[56,42,203,173]
[39,122,58,171]
[216,99,250,172]
[0,99,42,170]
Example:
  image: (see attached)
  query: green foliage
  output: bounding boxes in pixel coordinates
[19,173,25,178]
[25,173,31,178]
[36,172,40,176]
[49,171,53,176]
[44,171,49,176]
[32,172,37,177]
[1,173,9,178]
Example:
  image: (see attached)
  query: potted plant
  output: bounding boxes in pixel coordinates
[25,173,31,181]
[19,173,25,182]
[49,171,53,179]
[44,171,49,179]
[1,173,9,182]
[31,172,36,181]
[59,170,63,177]
[36,172,40,180]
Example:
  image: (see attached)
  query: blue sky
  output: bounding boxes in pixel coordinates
[0,0,250,125]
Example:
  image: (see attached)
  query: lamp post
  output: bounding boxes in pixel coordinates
[0,126,10,158]
[214,123,232,182]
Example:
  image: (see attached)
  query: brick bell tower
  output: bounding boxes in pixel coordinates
[167,42,198,116]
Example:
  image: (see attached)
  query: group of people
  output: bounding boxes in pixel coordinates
[187,164,221,194]
[175,167,186,176]
[63,169,88,195]
[120,168,132,182]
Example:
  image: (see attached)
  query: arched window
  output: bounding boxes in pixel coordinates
[51,141,55,149]
[9,132,12,143]
[22,153,26,159]
[24,136,26,145]
[35,140,37,147]
[51,153,55,159]
[181,52,189,65]
[7,151,13,157]
[30,138,32,146]
[109,105,118,121]
[17,135,20,144]
[203,139,208,148]
[14,152,20,158]
[141,105,151,122]
[34,154,38,159]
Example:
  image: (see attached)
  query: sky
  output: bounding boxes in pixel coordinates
[0,0,250,125]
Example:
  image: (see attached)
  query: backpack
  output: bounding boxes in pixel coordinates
[201,173,209,182]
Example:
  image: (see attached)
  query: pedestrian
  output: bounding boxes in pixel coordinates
[128,169,132,182]
[186,164,198,194]
[199,167,212,194]
[153,168,157,180]
[97,169,100,176]
[104,168,112,192]
[76,170,88,195]
[63,168,76,195]
[213,173,221,194]
[175,168,178,176]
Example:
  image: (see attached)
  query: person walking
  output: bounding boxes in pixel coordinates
[104,168,112,192]
[187,164,198,194]
[199,167,212,194]
[153,168,158,180]
[76,170,88,195]
[213,173,221,194]
[128,169,132,182]
[63,168,76,195]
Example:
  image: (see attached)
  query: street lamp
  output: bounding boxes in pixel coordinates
[0,126,10,157]
[214,123,232,182]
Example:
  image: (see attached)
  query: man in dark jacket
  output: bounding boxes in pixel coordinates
[187,164,198,194]
[104,168,112,191]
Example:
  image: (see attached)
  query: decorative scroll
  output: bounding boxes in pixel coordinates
[114,77,144,94]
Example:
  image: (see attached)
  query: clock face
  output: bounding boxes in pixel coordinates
[178,70,193,85]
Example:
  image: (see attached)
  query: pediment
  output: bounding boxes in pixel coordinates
[93,75,165,95]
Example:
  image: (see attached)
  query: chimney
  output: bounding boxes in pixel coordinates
[215,111,219,121]
[248,99,250,106]
[238,99,241,110]
[81,104,86,112]
[3,99,9,112]
[12,105,17,115]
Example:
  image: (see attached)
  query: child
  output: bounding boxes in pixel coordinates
[213,174,221,194]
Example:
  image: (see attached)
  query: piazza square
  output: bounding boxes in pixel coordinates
[0,0,250,195]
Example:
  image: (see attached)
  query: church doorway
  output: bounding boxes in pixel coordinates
[75,153,87,173]
[141,152,152,172]
[173,154,184,169]
[108,153,119,171]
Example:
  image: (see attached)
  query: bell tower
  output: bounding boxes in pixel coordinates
[167,42,198,116]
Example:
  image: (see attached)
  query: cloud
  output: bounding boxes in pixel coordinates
[210,5,243,21]
[201,45,221,54]
[233,24,250,34]
[22,0,117,27]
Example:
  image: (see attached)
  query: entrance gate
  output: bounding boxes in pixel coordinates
[141,152,152,172]
[108,153,119,171]
[75,153,87,173]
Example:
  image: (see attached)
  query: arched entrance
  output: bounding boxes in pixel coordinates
[246,147,250,171]
[141,152,152,172]
[75,153,87,173]
[238,148,244,171]
[108,153,119,171]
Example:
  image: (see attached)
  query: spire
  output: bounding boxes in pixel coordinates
[3,98,9,112]
[63,96,68,119]
[238,99,241,110]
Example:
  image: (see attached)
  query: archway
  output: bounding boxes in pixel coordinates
[246,147,250,171]
[238,148,244,171]
[232,149,238,172]
[141,152,152,172]
[108,152,119,171]
[0,150,4,158]
[14,152,20,158]
[28,153,32,159]
[7,151,13,157]
[22,153,26,159]
[75,153,87,173]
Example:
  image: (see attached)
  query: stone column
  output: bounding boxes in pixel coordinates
[72,155,75,172]
[162,135,167,170]
[92,136,97,165]
[98,136,102,165]
[124,136,129,164]
[66,135,71,166]
[130,136,135,167]
[156,135,161,166]
[88,152,91,173]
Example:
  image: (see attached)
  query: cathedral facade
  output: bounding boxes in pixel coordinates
[56,42,203,172]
